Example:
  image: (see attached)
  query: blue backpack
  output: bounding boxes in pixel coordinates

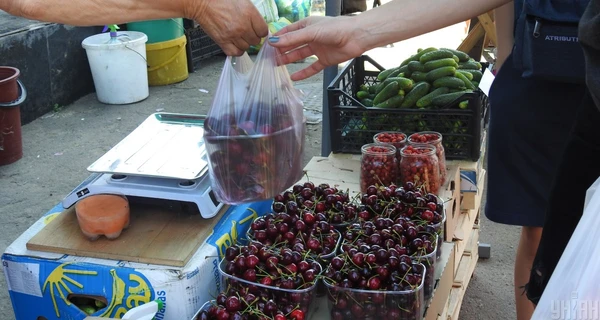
[513,0,590,83]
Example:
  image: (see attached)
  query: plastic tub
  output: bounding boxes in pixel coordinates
[146,35,189,86]
[82,31,149,104]
[324,263,426,320]
[218,257,321,318]
[190,300,212,320]
[127,18,185,43]
[75,194,130,240]
[411,233,438,301]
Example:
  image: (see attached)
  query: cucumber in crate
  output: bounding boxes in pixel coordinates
[327,49,489,161]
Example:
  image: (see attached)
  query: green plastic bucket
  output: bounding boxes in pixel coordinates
[127,18,184,43]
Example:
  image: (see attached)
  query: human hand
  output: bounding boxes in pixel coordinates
[268,16,367,81]
[192,0,269,56]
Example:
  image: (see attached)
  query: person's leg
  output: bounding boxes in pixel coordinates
[515,226,543,320]
[526,92,600,304]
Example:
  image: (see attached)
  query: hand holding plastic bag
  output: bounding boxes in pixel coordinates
[203,39,306,204]
[531,175,600,320]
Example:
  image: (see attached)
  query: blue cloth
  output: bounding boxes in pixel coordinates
[484,54,586,227]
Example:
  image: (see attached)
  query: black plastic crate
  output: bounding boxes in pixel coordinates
[327,55,489,161]
[184,23,224,71]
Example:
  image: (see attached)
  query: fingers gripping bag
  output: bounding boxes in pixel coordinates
[203,41,306,205]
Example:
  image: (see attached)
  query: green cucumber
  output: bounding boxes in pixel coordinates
[419,49,454,64]
[384,77,414,90]
[441,48,471,62]
[398,65,409,75]
[460,69,483,81]
[368,85,378,94]
[357,90,370,100]
[433,76,466,89]
[411,71,427,83]
[431,90,473,107]
[456,70,474,80]
[377,77,413,94]
[362,98,374,107]
[375,95,405,108]
[373,81,400,105]
[424,58,459,72]
[400,82,431,108]
[458,100,469,109]
[359,84,369,92]
[454,71,476,90]
[413,47,438,61]
[458,60,482,70]
[426,66,457,83]
[416,87,451,108]
[408,61,426,72]
[400,54,416,67]
[377,67,400,81]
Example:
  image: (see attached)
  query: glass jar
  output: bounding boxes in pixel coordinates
[373,131,406,184]
[400,145,441,195]
[408,131,447,185]
[360,143,398,193]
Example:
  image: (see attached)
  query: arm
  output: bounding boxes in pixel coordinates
[352,0,512,52]
[493,2,515,72]
[0,0,189,27]
[271,0,512,80]
[0,0,268,56]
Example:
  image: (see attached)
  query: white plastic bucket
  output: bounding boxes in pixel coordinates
[82,31,149,104]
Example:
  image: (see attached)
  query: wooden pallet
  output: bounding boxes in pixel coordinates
[435,164,485,320]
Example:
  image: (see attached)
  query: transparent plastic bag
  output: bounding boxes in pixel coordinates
[531,175,600,320]
[203,40,306,205]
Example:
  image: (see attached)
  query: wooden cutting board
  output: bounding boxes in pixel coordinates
[27,199,228,267]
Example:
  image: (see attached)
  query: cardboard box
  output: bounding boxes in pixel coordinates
[458,131,487,210]
[460,169,486,211]
[3,200,273,320]
[424,242,456,320]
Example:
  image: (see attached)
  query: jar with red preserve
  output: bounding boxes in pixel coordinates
[400,145,441,195]
[373,131,406,183]
[408,131,447,185]
[360,143,398,193]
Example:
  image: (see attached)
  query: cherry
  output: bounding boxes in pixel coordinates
[368,276,382,290]
[225,296,241,312]
[225,246,240,262]
[243,269,257,282]
[331,256,345,270]
[216,293,227,306]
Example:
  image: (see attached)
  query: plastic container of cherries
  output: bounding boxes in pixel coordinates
[218,244,322,320]
[323,254,426,320]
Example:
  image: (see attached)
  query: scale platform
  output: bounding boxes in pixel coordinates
[62,113,224,219]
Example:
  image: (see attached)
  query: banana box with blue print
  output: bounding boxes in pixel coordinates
[2,200,273,320]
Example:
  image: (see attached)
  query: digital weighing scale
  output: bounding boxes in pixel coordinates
[62,113,224,219]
